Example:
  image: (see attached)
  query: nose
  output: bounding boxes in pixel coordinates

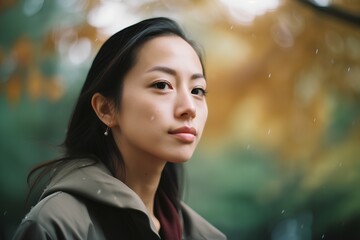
[175,89,196,119]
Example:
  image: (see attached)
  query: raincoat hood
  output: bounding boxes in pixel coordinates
[32,158,227,240]
[43,159,149,216]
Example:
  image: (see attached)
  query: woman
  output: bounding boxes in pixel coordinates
[13,17,226,240]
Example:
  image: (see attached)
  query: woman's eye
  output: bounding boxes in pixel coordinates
[191,88,207,96]
[152,81,171,90]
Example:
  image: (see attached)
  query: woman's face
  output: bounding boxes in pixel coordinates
[112,35,208,164]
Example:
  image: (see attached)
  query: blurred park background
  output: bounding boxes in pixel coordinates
[1,0,359,239]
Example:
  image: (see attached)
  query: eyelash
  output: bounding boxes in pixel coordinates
[151,81,207,97]
[152,81,172,90]
[191,88,207,97]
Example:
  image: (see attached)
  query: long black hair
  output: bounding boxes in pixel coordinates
[27,17,205,211]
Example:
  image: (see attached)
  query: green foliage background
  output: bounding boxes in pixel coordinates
[1,1,360,239]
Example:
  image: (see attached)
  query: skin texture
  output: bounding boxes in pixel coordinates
[91,35,208,231]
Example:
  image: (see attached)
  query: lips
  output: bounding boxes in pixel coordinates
[168,126,197,143]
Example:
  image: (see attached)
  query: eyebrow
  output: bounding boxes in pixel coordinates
[146,66,205,80]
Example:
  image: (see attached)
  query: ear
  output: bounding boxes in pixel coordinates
[91,93,116,128]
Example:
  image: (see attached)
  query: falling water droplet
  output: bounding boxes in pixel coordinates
[150,116,155,121]
[347,67,351,72]
[230,25,234,30]
[281,209,285,214]
[315,49,319,54]
[82,177,86,181]
[321,234,325,239]
[3,211,7,216]
[313,117,317,123]
[97,189,102,194]
[268,73,272,78]
[246,144,251,150]
[267,129,271,135]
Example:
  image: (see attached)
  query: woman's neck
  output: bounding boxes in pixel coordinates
[124,164,163,212]
[120,154,166,232]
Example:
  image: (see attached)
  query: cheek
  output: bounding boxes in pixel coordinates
[198,104,208,127]
[147,108,163,123]
[121,98,165,127]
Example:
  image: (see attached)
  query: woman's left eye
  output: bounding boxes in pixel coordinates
[191,88,207,96]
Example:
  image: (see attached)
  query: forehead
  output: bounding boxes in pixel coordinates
[135,35,202,68]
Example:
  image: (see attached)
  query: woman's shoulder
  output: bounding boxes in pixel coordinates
[180,202,227,240]
[13,191,100,240]
[30,191,88,220]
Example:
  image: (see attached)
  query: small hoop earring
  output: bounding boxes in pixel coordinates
[104,127,110,136]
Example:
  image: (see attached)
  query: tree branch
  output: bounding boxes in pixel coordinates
[297,0,360,27]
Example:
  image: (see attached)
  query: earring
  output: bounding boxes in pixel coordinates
[104,127,110,136]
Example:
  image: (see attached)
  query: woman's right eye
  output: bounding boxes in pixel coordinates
[152,81,172,90]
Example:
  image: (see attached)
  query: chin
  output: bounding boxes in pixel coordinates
[166,152,194,163]
[157,145,197,163]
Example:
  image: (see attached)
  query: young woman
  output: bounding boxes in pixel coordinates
[13,17,226,240]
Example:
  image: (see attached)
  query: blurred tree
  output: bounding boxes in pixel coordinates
[1,0,360,239]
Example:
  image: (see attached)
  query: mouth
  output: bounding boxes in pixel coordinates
[168,126,197,143]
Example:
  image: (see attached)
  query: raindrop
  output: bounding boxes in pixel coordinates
[300,224,304,229]
[246,144,251,150]
[281,209,285,214]
[315,48,319,54]
[150,116,155,121]
[347,67,351,72]
[268,73,272,78]
[3,211,7,216]
[97,189,102,194]
[322,234,325,239]
[82,177,86,181]
[267,129,271,135]
[313,117,317,123]
[230,25,234,30]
